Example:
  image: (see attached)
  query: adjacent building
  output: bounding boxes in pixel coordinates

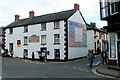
[87,22,108,54]
[0,27,5,50]
[100,0,120,66]
[5,4,88,60]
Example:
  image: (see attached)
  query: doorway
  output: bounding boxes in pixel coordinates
[117,41,120,66]
[54,49,60,60]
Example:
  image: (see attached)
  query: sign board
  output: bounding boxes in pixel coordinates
[17,40,21,47]
[29,35,39,42]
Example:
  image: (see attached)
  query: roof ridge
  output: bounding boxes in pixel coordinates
[6,9,77,28]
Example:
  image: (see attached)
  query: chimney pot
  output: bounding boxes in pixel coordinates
[90,22,96,27]
[29,10,35,18]
[15,14,20,21]
[74,3,80,10]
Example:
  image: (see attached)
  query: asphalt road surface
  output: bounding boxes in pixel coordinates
[1,55,117,80]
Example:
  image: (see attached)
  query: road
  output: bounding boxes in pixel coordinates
[1,55,117,80]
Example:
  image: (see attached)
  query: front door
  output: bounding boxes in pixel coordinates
[54,49,60,60]
[117,41,120,67]
[40,47,47,53]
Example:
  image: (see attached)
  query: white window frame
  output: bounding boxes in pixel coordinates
[24,26,28,33]
[24,36,28,45]
[9,28,13,34]
[54,21,60,29]
[41,35,46,45]
[41,23,46,31]
[54,34,60,44]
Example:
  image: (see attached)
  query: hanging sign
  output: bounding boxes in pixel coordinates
[17,40,21,47]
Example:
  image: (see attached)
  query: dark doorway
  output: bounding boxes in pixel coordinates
[40,47,47,53]
[117,41,120,67]
[54,49,60,60]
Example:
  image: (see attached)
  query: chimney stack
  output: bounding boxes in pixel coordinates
[90,22,96,27]
[29,10,35,18]
[15,14,20,21]
[74,3,80,10]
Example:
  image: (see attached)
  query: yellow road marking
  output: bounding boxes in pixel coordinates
[92,67,119,79]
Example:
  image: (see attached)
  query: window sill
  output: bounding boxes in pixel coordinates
[9,33,13,35]
[23,31,28,33]
[53,43,60,45]
[23,44,28,46]
[41,44,46,45]
[41,30,46,31]
[54,28,60,30]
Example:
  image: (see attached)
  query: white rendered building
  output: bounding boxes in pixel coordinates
[87,23,108,53]
[5,4,87,60]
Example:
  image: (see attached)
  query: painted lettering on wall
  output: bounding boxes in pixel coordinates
[69,20,87,47]
[29,35,39,42]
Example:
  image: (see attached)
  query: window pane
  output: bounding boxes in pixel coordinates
[24,36,28,45]
[110,2,118,15]
[9,43,13,51]
[9,28,13,34]
[109,33,117,59]
[101,8,106,18]
[24,26,28,32]
[54,21,60,29]
[41,23,46,31]
[54,34,60,44]
[41,35,46,44]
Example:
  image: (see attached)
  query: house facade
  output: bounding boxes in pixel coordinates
[5,4,87,60]
[100,0,120,66]
[87,22,108,54]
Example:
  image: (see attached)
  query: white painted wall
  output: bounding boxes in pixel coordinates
[68,11,87,59]
[87,30,94,51]
[5,20,66,60]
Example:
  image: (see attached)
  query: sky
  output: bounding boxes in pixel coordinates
[0,0,107,28]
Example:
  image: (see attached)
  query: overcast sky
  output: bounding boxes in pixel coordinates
[0,0,107,28]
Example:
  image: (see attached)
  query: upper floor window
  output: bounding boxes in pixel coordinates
[54,21,60,29]
[24,36,28,45]
[100,0,109,18]
[41,35,46,45]
[109,2,118,15]
[54,34,60,44]
[24,26,28,33]
[117,32,120,40]
[9,28,13,34]
[41,23,46,31]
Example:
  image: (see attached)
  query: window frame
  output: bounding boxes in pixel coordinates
[24,25,28,33]
[24,36,28,45]
[9,43,13,51]
[54,21,60,29]
[54,34,60,44]
[9,28,13,34]
[41,35,46,45]
[41,23,46,31]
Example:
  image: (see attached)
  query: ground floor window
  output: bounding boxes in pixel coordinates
[109,33,117,59]
[23,49,28,58]
[9,43,13,51]
[54,49,60,60]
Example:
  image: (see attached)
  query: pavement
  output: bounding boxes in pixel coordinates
[92,64,120,80]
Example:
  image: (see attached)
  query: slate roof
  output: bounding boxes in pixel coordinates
[86,24,107,33]
[5,9,77,29]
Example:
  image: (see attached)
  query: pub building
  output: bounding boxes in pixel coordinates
[4,4,88,61]
[100,0,120,66]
